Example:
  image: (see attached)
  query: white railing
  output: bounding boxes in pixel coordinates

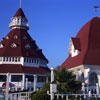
[8,91,32,100]
[49,93,100,100]
[49,67,100,100]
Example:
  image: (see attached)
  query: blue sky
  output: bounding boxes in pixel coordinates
[0,0,100,68]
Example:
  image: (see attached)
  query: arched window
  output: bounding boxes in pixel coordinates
[89,72,98,86]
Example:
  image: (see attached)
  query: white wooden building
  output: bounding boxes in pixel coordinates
[60,17,100,92]
[0,8,50,91]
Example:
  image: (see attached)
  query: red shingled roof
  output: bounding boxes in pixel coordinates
[60,17,100,70]
[0,8,49,74]
[71,37,81,51]
[14,8,26,18]
[0,64,50,74]
[0,28,48,63]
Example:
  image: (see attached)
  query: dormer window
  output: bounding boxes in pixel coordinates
[6,36,9,39]
[11,43,17,48]
[68,38,81,57]
[23,36,27,40]
[0,44,4,48]
[14,35,18,39]
[36,48,40,51]
[25,44,30,49]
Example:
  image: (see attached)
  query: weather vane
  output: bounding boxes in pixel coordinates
[94,6,100,16]
[20,0,21,8]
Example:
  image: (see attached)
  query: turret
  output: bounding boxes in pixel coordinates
[9,8,29,30]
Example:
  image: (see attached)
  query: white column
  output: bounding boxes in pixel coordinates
[50,67,54,100]
[82,83,85,93]
[22,74,25,90]
[34,75,37,92]
[84,69,90,85]
[26,78,28,90]
[21,57,24,66]
[98,74,100,86]
[6,73,10,100]
[15,83,17,91]
[75,73,78,80]
[84,68,90,93]
[96,83,99,95]
[82,83,86,98]
[51,68,54,82]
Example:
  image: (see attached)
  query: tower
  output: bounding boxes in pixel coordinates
[0,8,50,91]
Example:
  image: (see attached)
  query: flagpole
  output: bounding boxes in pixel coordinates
[20,0,21,8]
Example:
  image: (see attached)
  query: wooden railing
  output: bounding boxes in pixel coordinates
[8,91,32,100]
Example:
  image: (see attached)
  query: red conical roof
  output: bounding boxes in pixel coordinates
[60,17,100,70]
[14,8,26,18]
[0,8,49,75]
[0,28,48,63]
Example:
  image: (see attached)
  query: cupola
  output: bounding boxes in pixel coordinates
[9,8,29,30]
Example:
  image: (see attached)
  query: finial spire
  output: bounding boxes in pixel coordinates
[94,6,100,16]
[20,0,21,8]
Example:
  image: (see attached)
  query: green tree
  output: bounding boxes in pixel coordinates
[55,68,81,94]
[31,68,82,100]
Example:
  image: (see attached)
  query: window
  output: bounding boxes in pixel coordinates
[89,72,98,86]
[11,75,22,82]
[11,43,17,48]
[25,44,30,49]
[25,75,34,82]
[37,76,46,82]
[0,75,6,82]
[0,44,4,48]
[14,35,18,39]
[36,48,39,51]
[23,36,27,40]
[17,18,19,22]
[6,36,9,39]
